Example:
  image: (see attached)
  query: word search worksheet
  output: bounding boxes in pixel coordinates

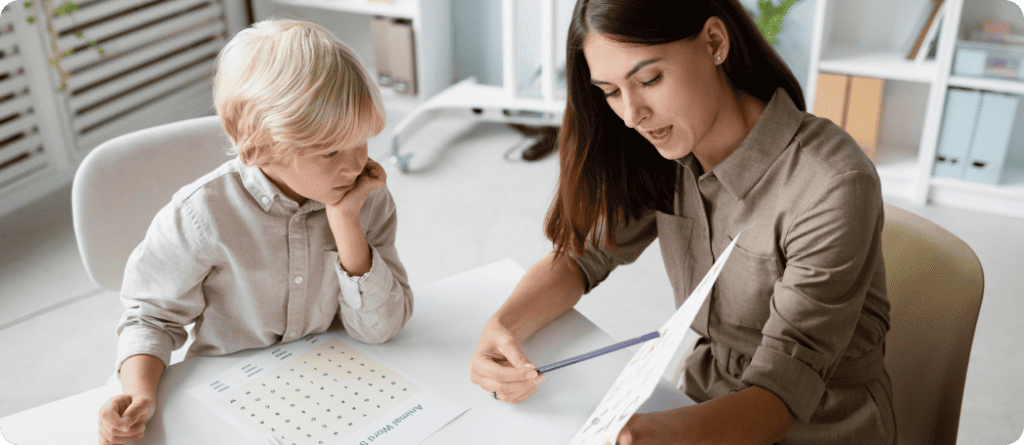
[568,229,747,445]
[189,333,468,445]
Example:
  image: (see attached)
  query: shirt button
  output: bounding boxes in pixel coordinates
[261,196,270,205]
[294,276,303,284]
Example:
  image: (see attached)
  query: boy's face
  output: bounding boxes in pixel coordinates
[260,140,369,206]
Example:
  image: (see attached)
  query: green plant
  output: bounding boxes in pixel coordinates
[21,0,105,93]
[755,0,805,45]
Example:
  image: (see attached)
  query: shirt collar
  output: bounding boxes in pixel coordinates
[234,158,325,213]
[680,88,804,199]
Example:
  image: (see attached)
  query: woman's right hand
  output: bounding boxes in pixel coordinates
[98,393,155,445]
[470,319,545,404]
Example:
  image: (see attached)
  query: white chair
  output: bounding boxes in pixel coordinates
[74,115,230,369]
[881,203,985,445]
[72,115,230,292]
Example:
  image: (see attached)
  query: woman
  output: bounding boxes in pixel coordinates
[469,0,895,444]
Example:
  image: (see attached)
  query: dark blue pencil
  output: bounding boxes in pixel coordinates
[535,331,661,374]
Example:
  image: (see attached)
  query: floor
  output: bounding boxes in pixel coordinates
[1,103,1022,445]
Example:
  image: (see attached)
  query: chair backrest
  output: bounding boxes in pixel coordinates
[72,115,232,292]
[881,203,984,445]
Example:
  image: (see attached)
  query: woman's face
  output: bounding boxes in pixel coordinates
[582,23,728,160]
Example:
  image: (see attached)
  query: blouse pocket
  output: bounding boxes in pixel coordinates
[655,211,695,298]
[865,378,896,443]
[714,241,782,331]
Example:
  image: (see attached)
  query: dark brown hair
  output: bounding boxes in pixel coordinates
[546,0,805,259]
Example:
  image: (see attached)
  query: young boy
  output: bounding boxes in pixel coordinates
[97,20,413,444]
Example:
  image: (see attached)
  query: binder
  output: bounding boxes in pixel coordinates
[933,89,981,179]
[387,18,417,96]
[813,72,850,127]
[962,92,1018,185]
[845,76,885,160]
[371,16,393,87]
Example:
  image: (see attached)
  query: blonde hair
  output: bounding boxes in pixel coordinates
[213,19,386,165]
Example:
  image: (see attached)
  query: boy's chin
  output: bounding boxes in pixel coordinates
[319,189,350,207]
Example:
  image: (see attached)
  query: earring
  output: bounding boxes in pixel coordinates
[717,56,722,62]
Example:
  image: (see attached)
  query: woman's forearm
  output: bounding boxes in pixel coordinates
[685,385,795,445]
[493,251,587,343]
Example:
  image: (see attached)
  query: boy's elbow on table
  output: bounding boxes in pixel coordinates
[339,269,414,345]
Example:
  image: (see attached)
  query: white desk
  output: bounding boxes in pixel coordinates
[0,260,692,444]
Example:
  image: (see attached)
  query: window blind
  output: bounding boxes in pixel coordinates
[51,0,229,152]
[0,13,49,191]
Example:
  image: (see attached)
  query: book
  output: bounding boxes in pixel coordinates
[962,92,1018,185]
[915,0,947,63]
[813,72,850,127]
[371,16,393,87]
[387,18,417,96]
[844,77,885,160]
[908,0,946,60]
[933,89,981,180]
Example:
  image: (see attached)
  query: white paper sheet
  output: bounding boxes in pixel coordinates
[190,333,467,445]
[567,229,747,444]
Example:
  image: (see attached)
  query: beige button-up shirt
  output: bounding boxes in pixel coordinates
[574,89,894,444]
[116,158,413,374]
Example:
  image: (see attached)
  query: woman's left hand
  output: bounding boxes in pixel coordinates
[616,410,687,445]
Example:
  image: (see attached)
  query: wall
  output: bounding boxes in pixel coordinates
[453,0,504,86]
[452,0,818,97]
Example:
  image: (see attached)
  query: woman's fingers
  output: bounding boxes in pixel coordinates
[504,375,545,404]
[494,336,535,370]
[471,352,537,384]
[472,371,544,403]
[470,368,542,391]
[470,320,543,403]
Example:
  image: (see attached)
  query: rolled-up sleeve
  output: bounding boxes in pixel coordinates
[116,196,212,375]
[572,209,658,293]
[740,171,884,422]
[334,187,413,344]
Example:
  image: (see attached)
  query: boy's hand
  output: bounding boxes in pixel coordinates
[98,393,155,444]
[323,158,386,277]
[328,158,387,217]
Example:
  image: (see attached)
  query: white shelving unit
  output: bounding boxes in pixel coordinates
[807,0,1024,218]
[253,0,453,105]
[385,0,569,171]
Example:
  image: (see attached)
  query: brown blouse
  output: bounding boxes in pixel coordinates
[573,88,895,444]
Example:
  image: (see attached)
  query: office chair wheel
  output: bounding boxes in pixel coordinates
[390,153,413,173]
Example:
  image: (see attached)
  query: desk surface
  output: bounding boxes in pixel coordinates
[0,260,691,445]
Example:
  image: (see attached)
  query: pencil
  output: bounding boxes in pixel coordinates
[536,331,661,374]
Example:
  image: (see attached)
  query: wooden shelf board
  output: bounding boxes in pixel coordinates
[274,0,418,19]
[948,76,1024,95]
[872,142,922,203]
[930,172,1024,199]
[929,175,1024,219]
[819,46,938,83]
[873,142,920,172]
